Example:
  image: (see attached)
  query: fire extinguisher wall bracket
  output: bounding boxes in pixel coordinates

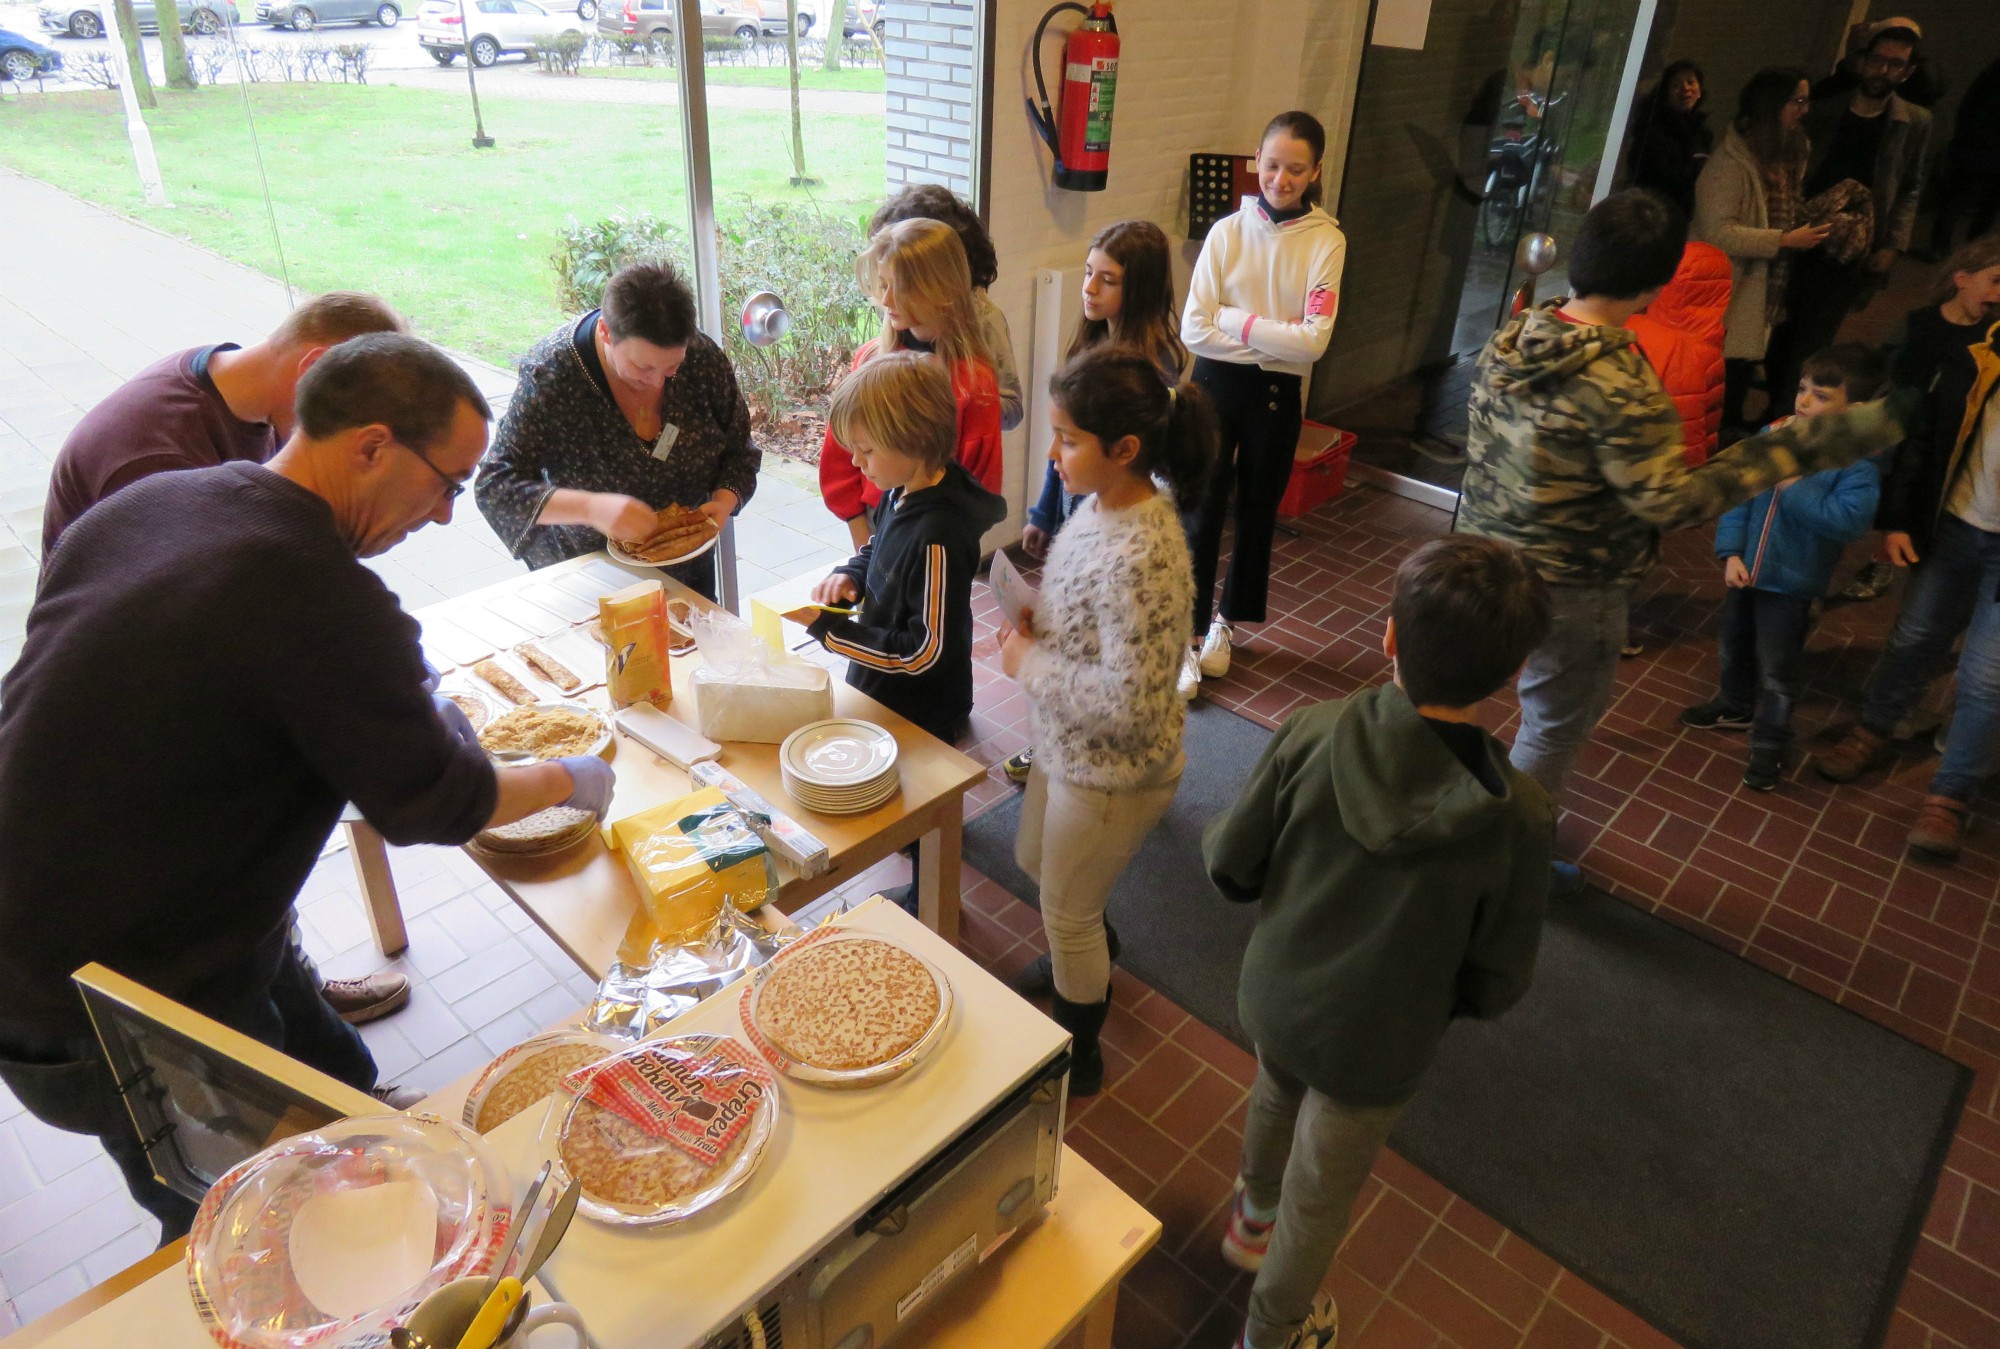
[1027,1,1119,192]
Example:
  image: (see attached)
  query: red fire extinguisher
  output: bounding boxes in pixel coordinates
[1028,1,1119,192]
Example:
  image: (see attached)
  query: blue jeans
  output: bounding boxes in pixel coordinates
[0,924,377,1244]
[1511,583,1629,803]
[1860,514,2000,802]
[1718,587,1816,751]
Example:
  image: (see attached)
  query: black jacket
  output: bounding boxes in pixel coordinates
[1626,95,1711,219]
[1883,315,2000,552]
[807,462,1006,743]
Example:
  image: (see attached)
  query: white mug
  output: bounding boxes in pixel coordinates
[406,1275,587,1349]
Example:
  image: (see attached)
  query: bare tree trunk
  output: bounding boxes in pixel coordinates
[785,0,815,183]
[820,0,845,71]
[156,0,196,91]
[110,0,156,107]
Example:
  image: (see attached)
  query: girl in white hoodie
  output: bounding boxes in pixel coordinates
[1180,110,1348,698]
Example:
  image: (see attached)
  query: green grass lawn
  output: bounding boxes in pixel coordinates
[585,63,884,91]
[0,84,883,363]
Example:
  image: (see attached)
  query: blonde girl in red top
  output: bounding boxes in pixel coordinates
[820,218,1004,547]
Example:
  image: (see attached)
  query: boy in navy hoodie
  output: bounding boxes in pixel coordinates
[1680,343,1886,790]
[804,351,1006,744]
[1204,536,1554,1349]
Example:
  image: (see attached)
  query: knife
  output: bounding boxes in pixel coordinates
[457,1160,549,1349]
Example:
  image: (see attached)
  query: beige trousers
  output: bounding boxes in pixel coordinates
[1014,750,1184,1003]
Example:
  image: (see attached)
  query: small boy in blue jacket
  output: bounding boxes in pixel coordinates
[1680,344,1887,790]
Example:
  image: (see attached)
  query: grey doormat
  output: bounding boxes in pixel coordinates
[964,702,1969,1349]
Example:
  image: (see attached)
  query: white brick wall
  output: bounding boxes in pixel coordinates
[981,0,1372,536]
[883,0,983,196]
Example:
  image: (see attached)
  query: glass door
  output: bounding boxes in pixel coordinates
[1317,0,1653,504]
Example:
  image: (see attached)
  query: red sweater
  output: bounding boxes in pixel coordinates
[1625,241,1730,466]
[818,340,1004,521]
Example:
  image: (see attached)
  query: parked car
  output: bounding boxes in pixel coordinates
[595,0,757,51]
[0,26,62,79]
[840,0,878,39]
[256,0,400,29]
[37,0,238,38]
[749,0,814,36]
[420,0,585,66]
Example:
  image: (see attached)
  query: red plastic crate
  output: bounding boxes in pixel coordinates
[1277,421,1355,518]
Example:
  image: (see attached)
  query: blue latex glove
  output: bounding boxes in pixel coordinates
[420,657,443,694]
[432,693,480,751]
[556,755,615,819]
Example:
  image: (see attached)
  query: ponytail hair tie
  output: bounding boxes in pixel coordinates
[1166,384,1179,406]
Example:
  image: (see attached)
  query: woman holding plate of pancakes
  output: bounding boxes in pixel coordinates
[475,261,761,600]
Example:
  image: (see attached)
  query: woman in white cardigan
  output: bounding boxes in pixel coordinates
[1693,66,1831,430]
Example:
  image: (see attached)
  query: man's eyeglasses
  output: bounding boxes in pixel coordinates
[394,440,467,502]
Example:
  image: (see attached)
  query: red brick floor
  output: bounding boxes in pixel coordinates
[949,485,2000,1349]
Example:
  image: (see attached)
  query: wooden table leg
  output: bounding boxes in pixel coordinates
[913,801,964,946]
[345,819,408,957]
[1077,1284,1118,1349]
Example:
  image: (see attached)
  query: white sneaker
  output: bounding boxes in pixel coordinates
[1178,647,1202,701]
[1199,622,1233,678]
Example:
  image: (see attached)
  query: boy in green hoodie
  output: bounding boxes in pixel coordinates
[1203,536,1556,1349]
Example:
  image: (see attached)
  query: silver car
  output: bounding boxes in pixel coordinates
[596,0,757,50]
[38,0,239,38]
[255,0,401,29]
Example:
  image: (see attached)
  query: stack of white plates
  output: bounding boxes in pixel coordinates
[780,719,900,816]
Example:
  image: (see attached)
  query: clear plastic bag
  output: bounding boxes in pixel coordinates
[185,1113,510,1349]
[685,608,832,743]
[551,1033,778,1226]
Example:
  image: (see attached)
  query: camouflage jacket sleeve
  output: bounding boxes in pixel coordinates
[1576,354,1907,534]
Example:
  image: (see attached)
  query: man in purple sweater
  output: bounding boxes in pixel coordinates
[0,334,613,1241]
[40,290,404,558]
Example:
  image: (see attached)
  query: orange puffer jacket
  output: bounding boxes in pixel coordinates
[1625,241,1731,465]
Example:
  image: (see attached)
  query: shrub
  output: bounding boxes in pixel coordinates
[66,50,119,88]
[549,200,874,425]
[184,35,233,83]
[720,200,875,423]
[331,41,371,82]
[531,29,587,74]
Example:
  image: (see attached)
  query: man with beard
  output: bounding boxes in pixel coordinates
[1766,23,1932,415]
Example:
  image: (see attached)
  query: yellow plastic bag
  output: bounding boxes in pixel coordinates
[600,580,672,709]
[611,788,778,946]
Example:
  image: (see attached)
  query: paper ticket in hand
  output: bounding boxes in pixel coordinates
[988,550,1036,632]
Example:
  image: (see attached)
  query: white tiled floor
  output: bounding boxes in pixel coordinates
[0,168,860,1332]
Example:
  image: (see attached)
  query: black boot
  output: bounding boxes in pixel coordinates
[1050,990,1111,1097]
[1012,921,1120,997]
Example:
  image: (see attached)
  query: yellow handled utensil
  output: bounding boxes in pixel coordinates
[453,1276,523,1349]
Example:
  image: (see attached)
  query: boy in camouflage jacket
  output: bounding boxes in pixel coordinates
[1456,191,1909,874]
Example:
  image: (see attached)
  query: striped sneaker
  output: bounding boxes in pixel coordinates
[1220,1181,1274,1272]
[1231,1293,1339,1349]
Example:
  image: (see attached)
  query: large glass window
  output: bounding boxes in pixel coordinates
[0,0,946,606]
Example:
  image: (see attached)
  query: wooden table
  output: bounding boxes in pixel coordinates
[348,553,987,978]
[10,903,1162,1349]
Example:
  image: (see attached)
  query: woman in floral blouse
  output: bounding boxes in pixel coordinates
[474,261,760,598]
